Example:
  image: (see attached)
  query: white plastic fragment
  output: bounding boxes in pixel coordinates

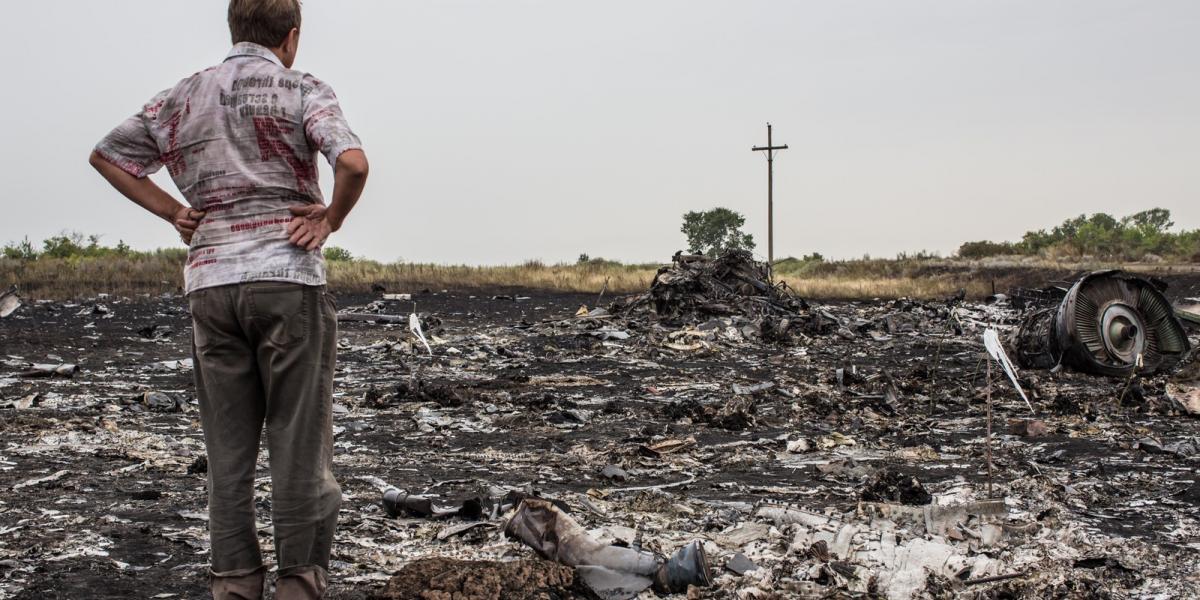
[983,328,1034,413]
[409,313,433,355]
[12,469,69,491]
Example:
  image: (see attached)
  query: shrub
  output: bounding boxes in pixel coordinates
[958,240,1020,259]
[2,237,38,260]
[967,208,1198,262]
[323,246,354,261]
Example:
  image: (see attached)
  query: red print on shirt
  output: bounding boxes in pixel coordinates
[159,98,192,177]
[253,116,315,191]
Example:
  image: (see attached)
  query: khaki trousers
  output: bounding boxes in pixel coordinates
[190,282,341,599]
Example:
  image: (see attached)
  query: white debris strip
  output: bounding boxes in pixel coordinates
[409,312,433,355]
[984,328,1035,413]
[11,469,69,491]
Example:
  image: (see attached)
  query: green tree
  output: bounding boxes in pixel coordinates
[1120,208,1174,257]
[1019,230,1050,254]
[323,246,354,261]
[42,232,93,258]
[1074,213,1120,256]
[2,237,38,260]
[1122,208,1173,233]
[681,208,756,257]
[962,208,1194,261]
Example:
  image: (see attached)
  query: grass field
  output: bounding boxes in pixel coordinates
[4,253,1197,301]
[0,255,656,299]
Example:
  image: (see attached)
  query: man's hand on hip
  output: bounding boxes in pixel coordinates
[288,204,334,251]
[173,207,206,245]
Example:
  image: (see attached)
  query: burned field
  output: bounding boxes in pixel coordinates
[1,258,1199,599]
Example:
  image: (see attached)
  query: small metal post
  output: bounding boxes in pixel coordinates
[986,356,994,497]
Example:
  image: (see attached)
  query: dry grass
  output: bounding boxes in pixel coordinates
[327,260,655,295]
[779,276,992,300]
[775,255,1200,299]
[4,255,1196,301]
[0,257,657,299]
[1,256,184,299]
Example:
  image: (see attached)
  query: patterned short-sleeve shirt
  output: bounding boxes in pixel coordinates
[95,42,362,294]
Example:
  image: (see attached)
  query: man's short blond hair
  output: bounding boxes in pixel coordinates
[228,0,302,48]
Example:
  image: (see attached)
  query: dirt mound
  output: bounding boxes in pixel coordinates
[377,558,583,600]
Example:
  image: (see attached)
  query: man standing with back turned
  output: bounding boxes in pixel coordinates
[89,1,368,598]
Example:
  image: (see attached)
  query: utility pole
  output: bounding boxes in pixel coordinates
[752,123,788,271]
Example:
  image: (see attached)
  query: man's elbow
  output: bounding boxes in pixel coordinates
[88,150,106,171]
[337,150,369,181]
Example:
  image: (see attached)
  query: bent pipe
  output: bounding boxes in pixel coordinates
[505,498,711,599]
[505,498,661,574]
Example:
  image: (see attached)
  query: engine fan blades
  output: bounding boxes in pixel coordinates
[1015,270,1191,377]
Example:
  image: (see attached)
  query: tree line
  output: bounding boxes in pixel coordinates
[958,208,1200,261]
[6,207,1196,265]
[2,232,355,262]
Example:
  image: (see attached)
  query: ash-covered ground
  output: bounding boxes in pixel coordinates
[1,273,1199,599]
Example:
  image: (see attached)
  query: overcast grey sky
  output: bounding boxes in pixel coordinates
[2,1,1197,264]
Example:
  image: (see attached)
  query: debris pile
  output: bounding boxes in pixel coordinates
[615,250,812,341]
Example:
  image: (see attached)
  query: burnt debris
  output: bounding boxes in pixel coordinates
[3,269,1200,599]
[504,498,712,600]
[613,250,812,340]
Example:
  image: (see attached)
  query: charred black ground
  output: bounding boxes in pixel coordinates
[0,266,1198,599]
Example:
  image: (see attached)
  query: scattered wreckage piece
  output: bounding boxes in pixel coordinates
[11,469,70,491]
[1,393,40,410]
[504,498,712,600]
[381,487,487,520]
[141,391,184,413]
[1012,270,1191,377]
[756,502,1008,599]
[17,363,78,378]
[1176,299,1200,327]
[0,286,20,318]
[336,312,408,324]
